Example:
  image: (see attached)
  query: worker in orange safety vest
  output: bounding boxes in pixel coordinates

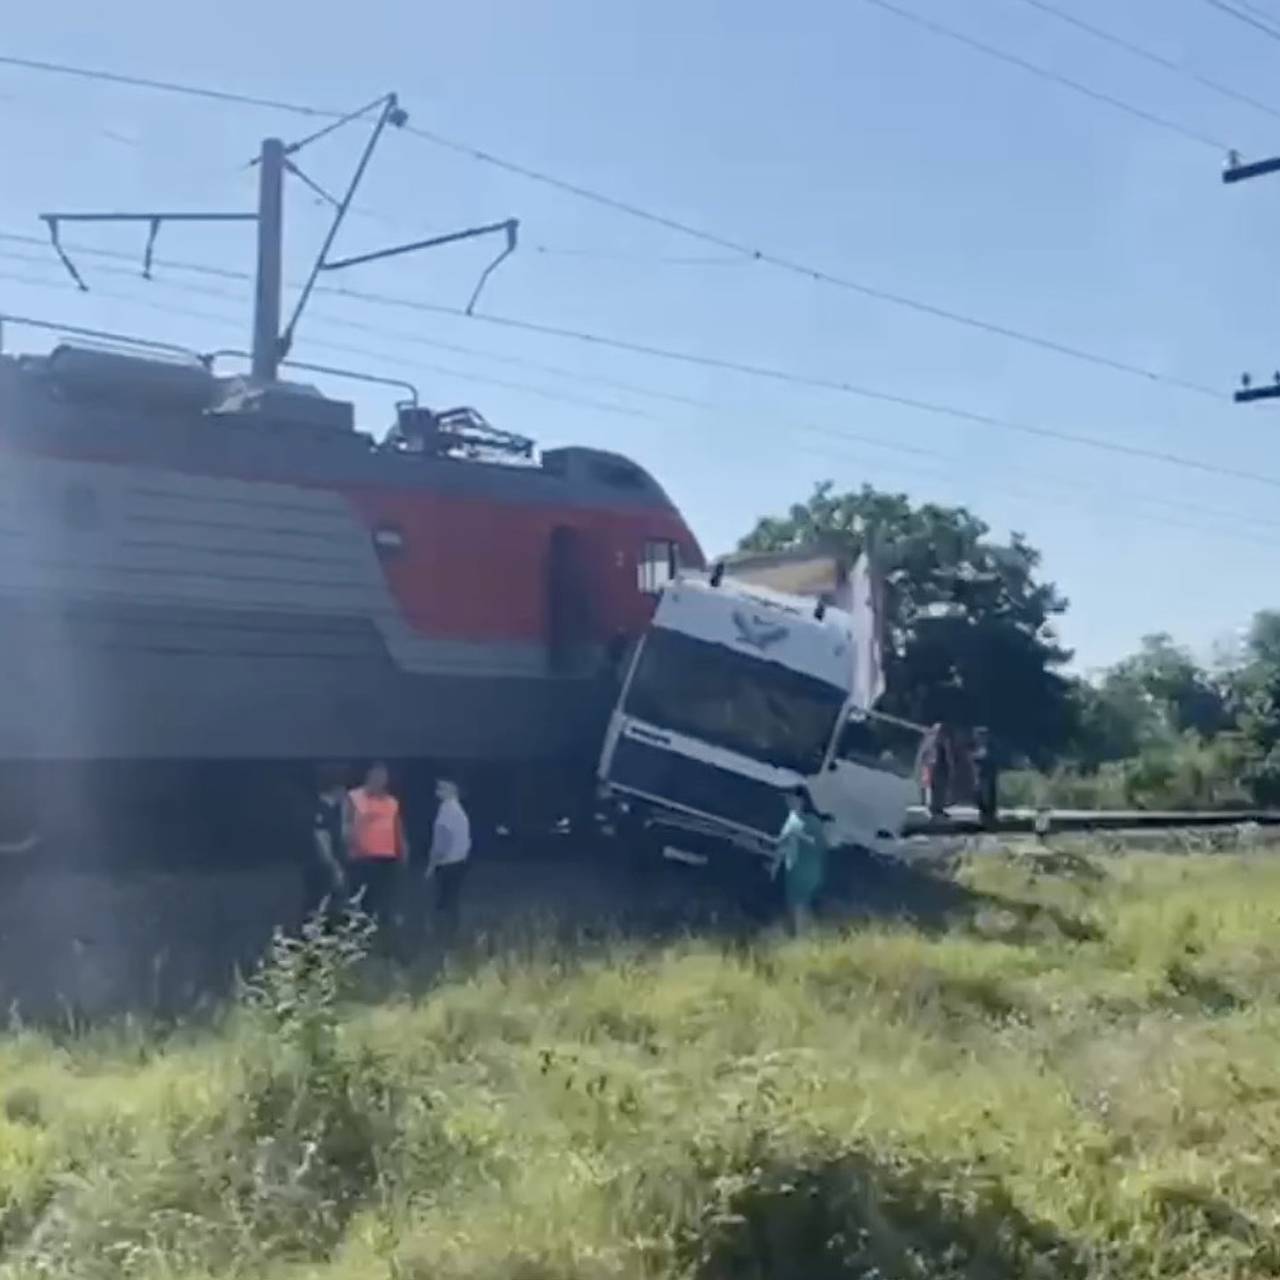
[343,760,408,937]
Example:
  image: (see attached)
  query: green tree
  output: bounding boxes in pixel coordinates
[1071,634,1230,767]
[1227,610,1280,804]
[1067,676,1152,767]
[1110,634,1230,738]
[738,482,1073,762]
[1246,609,1280,668]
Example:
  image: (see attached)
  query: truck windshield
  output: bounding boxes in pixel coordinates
[622,627,845,774]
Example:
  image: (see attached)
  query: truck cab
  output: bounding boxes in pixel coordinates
[597,572,922,859]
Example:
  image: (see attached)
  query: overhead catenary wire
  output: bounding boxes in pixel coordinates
[328,286,1275,490]
[856,0,1232,151]
[0,53,338,116]
[0,52,1223,401]
[403,121,1224,401]
[4,260,1278,552]
[1201,0,1280,42]
[1012,0,1280,123]
[0,228,716,408]
[531,245,750,267]
[0,255,651,420]
[0,229,1261,492]
[4,235,1280,548]
[282,337,652,419]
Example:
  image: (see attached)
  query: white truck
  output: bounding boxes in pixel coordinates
[596,566,924,861]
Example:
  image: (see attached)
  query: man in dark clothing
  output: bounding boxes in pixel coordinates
[973,727,999,830]
[304,764,348,920]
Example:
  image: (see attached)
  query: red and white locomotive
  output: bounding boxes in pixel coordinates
[0,331,703,857]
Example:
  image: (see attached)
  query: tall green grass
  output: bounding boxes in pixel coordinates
[3,850,1280,1278]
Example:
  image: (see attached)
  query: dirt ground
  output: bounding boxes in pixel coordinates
[2,824,1271,1021]
[0,838,736,1020]
[0,832,983,1020]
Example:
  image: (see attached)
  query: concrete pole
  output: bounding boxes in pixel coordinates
[251,138,285,383]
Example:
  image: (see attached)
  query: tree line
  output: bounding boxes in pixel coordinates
[740,481,1280,809]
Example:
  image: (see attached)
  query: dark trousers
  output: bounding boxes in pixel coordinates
[349,858,404,937]
[977,771,999,829]
[434,860,468,939]
[925,762,950,817]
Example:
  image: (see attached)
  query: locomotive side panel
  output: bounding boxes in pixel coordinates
[342,486,700,646]
[0,350,703,766]
[0,455,553,760]
[0,453,695,762]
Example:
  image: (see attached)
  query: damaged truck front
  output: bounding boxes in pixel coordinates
[596,563,924,864]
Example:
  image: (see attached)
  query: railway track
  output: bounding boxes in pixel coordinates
[904,806,1280,835]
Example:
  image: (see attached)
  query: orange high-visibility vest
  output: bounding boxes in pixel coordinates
[347,787,403,861]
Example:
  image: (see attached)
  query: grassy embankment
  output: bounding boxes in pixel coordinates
[2,847,1280,1278]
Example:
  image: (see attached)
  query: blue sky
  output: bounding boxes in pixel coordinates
[2,0,1280,672]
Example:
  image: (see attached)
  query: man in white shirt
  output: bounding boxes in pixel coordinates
[426,778,471,939]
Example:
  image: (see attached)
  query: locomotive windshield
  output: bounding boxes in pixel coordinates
[622,627,845,775]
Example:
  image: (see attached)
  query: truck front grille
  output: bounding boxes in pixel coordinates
[608,734,787,838]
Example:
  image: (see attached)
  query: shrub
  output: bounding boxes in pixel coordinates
[1003,733,1256,812]
[6,855,1280,1277]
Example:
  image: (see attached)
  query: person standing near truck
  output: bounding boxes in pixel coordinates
[344,762,407,938]
[772,785,828,934]
[918,722,953,819]
[972,726,999,830]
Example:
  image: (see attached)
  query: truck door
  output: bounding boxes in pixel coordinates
[808,711,923,852]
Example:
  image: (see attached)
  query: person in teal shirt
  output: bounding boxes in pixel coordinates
[772,785,828,933]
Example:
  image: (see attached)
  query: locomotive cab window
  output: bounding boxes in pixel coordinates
[638,539,679,594]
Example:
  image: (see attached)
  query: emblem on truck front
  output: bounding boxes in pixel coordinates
[732,609,789,651]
